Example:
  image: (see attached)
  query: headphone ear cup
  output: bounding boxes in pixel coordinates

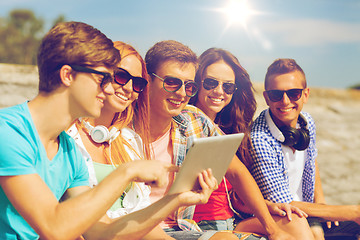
[279,125,300,146]
[108,127,120,144]
[90,125,111,143]
[292,128,310,151]
[82,120,120,144]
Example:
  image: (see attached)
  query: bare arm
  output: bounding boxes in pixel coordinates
[141,225,174,240]
[290,201,360,224]
[313,159,326,204]
[85,194,182,239]
[291,161,360,224]
[225,156,289,238]
[83,168,217,240]
[0,160,177,240]
[230,191,307,219]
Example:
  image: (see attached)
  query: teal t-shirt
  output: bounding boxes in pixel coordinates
[0,102,89,239]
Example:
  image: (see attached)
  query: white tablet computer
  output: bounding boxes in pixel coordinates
[167,133,244,194]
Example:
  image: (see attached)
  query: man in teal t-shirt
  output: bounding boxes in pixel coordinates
[0,103,89,238]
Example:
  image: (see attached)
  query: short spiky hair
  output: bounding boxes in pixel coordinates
[145,40,198,76]
[265,58,306,90]
[37,21,120,92]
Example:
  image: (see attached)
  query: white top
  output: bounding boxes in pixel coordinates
[67,124,151,218]
[265,110,306,201]
[282,147,305,201]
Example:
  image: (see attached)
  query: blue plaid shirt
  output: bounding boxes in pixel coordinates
[250,109,317,203]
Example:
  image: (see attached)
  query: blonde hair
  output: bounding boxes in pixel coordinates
[113,41,151,161]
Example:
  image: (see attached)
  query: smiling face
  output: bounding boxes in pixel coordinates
[103,55,141,114]
[149,60,196,121]
[196,60,235,121]
[264,70,309,128]
[69,65,114,119]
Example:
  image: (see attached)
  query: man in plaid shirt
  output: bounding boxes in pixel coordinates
[250,58,360,240]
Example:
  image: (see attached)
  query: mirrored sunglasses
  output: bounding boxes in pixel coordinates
[114,68,148,93]
[152,73,199,97]
[265,88,304,102]
[70,65,113,89]
[202,78,237,95]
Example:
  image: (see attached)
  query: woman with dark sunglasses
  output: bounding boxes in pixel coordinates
[67,41,217,239]
[190,47,256,171]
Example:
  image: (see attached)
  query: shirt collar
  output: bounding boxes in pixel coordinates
[265,109,309,143]
[172,112,190,128]
[265,109,286,142]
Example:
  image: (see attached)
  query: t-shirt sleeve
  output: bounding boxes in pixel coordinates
[0,119,37,176]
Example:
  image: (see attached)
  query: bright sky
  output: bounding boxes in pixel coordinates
[1,0,359,89]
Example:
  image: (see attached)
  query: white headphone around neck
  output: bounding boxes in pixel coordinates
[81,119,120,144]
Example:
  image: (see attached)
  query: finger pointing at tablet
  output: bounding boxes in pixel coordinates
[129,160,179,187]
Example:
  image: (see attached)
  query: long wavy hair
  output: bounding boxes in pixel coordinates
[190,48,256,167]
[112,41,151,161]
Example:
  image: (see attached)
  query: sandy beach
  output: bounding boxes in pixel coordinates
[1,63,359,205]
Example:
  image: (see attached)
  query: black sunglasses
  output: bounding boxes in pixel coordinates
[70,65,113,89]
[265,88,304,102]
[152,73,199,97]
[202,78,237,95]
[114,68,148,93]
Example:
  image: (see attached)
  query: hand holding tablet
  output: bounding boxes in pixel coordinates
[167,133,244,194]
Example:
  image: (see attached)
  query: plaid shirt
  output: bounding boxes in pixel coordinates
[250,109,317,203]
[170,105,221,231]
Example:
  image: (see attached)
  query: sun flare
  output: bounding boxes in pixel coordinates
[220,0,257,29]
